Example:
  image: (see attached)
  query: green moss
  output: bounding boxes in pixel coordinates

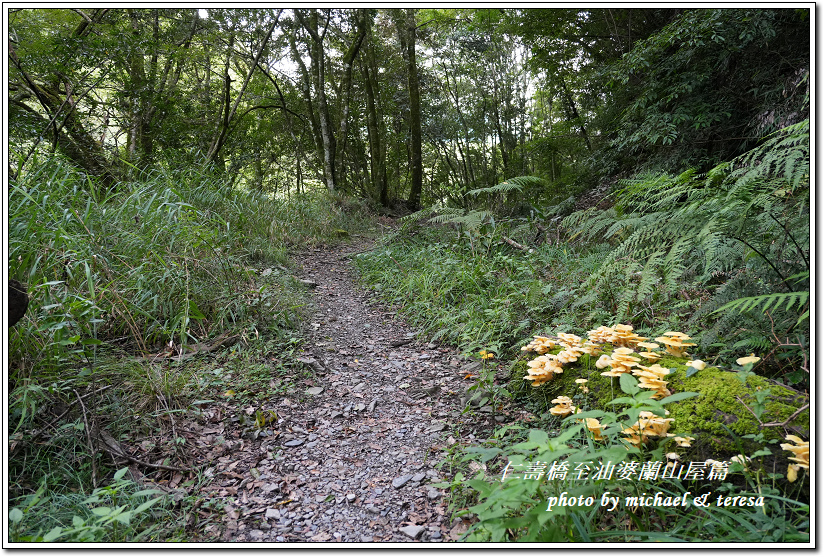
[666,366,809,457]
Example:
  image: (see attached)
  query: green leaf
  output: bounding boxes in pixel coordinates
[91,506,112,517]
[42,526,64,542]
[9,508,24,524]
[619,373,640,395]
[113,467,129,480]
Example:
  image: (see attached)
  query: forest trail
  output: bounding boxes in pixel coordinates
[202,238,487,542]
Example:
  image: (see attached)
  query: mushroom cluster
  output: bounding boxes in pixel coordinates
[520,335,556,354]
[587,324,647,348]
[632,363,672,399]
[596,347,641,377]
[781,435,809,482]
[622,410,675,446]
[521,332,587,386]
[636,341,662,361]
[584,418,604,441]
[673,435,695,447]
[653,331,696,358]
[523,355,564,386]
[549,396,577,417]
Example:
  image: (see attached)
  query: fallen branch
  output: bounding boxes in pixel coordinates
[501,236,534,253]
[735,395,809,431]
[134,332,239,363]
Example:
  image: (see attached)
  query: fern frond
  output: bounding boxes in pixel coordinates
[466,176,545,197]
[713,291,809,316]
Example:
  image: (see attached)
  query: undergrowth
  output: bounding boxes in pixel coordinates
[7,156,376,542]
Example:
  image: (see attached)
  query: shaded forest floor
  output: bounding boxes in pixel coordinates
[179,236,532,542]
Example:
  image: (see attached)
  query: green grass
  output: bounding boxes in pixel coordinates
[354,224,619,357]
[7,156,377,542]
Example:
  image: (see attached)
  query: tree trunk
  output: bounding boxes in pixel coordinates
[400,9,423,210]
[359,18,388,206]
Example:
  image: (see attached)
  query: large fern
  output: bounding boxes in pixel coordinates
[561,119,810,346]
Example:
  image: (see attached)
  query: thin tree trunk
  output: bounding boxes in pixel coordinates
[208,11,281,163]
[404,9,423,210]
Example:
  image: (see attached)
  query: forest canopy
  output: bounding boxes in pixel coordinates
[8,8,809,204]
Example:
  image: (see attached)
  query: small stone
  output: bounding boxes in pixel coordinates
[430,531,442,539]
[367,400,377,412]
[265,508,281,520]
[429,422,447,432]
[411,473,426,483]
[400,525,425,539]
[392,474,414,489]
[354,403,366,412]
[346,493,356,502]
[361,535,373,543]
[284,438,305,447]
[427,489,442,500]
[353,382,366,392]
[262,482,280,494]
[306,387,324,395]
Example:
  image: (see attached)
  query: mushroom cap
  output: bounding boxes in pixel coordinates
[638,351,661,361]
[595,354,613,369]
[637,363,670,376]
[736,354,761,366]
[636,342,660,350]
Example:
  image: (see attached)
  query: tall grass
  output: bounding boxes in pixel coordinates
[354,225,614,356]
[7,156,376,542]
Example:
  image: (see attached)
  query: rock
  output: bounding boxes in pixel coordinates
[361,535,373,543]
[306,387,324,395]
[411,473,426,483]
[392,474,414,489]
[346,493,356,502]
[429,422,447,432]
[284,438,305,447]
[427,489,442,500]
[262,483,280,493]
[400,525,425,539]
[299,279,318,288]
[367,400,377,412]
[265,508,281,520]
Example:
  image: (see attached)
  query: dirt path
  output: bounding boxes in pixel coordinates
[201,239,488,543]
